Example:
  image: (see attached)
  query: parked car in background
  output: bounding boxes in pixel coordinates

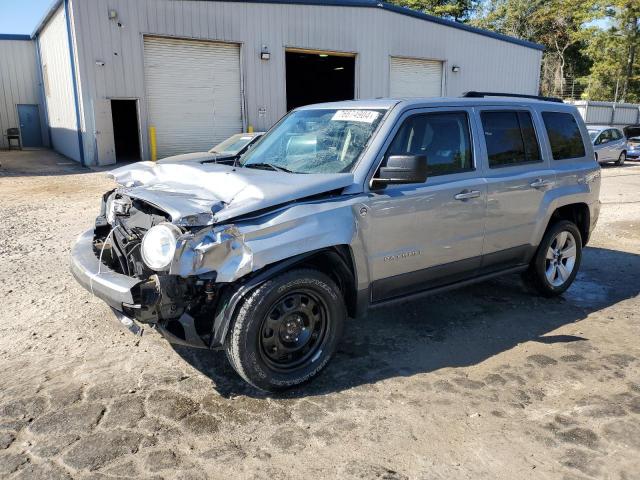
[157,132,264,164]
[71,94,601,391]
[588,126,627,165]
[627,137,640,160]
[624,125,640,160]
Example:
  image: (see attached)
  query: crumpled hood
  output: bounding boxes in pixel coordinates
[156,151,216,164]
[109,161,354,226]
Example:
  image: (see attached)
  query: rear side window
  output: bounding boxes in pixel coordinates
[612,129,622,140]
[387,111,473,177]
[481,111,541,168]
[542,112,586,160]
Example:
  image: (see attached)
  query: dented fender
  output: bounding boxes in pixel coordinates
[169,197,363,283]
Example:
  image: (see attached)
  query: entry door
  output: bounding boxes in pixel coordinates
[93,99,116,165]
[17,105,43,148]
[478,108,553,269]
[361,108,486,302]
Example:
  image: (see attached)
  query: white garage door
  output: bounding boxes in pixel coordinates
[390,57,443,98]
[143,36,242,158]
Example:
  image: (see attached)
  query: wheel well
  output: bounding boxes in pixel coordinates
[297,246,358,318]
[550,203,590,246]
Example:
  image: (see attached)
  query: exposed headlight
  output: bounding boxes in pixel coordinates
[141,223,181,271]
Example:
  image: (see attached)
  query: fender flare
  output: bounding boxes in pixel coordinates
[209,248,338,348]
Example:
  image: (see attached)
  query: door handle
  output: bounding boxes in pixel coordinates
[454,190,481,201]
[530,179,553,189]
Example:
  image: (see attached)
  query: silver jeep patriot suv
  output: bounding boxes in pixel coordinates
[71,93,601,391]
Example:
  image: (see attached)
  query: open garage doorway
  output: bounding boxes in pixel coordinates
[111,100,141,162]
[285,50,355,111]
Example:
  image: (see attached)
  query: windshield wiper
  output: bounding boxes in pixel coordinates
[244,162,293,173]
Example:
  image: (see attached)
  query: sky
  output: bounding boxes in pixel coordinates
[0,0,613,36]
[0,0,53,35]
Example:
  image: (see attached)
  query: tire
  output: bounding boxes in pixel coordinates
[524,220,582,297]
[615,151,626,166]
[225,268,345,392]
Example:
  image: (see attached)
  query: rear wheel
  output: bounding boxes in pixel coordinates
[616,151,626,166]
[225,268,345,392]
[525,220,582,297]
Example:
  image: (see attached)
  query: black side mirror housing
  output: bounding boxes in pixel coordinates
[372,154,428,187]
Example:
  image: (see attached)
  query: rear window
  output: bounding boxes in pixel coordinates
[542,112,586,160]
[481,111,541,168]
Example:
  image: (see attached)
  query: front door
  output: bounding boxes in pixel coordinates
[478,108,552,270]
[17,104,43,148]
[360,108,487,303]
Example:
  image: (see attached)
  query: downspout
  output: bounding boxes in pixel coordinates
[64,0,85,166]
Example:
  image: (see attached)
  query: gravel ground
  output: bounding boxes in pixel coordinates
[0,150,639,480]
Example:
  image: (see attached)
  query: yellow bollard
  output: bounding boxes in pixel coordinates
[149,125,157,162]
[247,125,254,134]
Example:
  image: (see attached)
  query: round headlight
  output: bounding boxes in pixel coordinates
[141,223,181,271]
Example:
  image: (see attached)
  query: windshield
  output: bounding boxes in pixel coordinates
[209,134,257,155]
[239,108,386,173]
[588,130,601,141]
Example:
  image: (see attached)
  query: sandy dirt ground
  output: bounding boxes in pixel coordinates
[0,150,639,480]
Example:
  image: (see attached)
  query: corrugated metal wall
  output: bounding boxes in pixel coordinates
[571,101,640,127]
[67,0,542,165]
[0,39,47,149]
[38,6,80,161]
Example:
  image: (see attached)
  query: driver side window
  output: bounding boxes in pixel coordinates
[597,130,612,145]
[386,112,474,177]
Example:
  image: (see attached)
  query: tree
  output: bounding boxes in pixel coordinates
[388,0,479,23]
[473,0,600,97]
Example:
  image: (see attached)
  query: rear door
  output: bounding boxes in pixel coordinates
[597,129,614,161]
[477,107,551,270]
[611,128,626,158]
[361,107,487,302]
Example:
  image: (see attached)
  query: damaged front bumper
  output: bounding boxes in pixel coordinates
[70,229,141,311]
[70,229,210,348]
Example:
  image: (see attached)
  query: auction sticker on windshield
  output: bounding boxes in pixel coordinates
[332,110,380,123]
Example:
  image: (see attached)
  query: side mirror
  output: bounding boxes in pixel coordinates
[372,154,428,187]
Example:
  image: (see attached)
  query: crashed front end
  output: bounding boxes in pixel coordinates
[70,189,253,349]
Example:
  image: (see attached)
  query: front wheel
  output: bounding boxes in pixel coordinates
[524,220,582,297]
[225,268,345,392]
[616,151,626,166]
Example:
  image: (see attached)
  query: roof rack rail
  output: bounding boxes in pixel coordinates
[462,91,564,104]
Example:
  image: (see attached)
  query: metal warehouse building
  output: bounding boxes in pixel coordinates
[0,35,49,150]
[4,0,544,165]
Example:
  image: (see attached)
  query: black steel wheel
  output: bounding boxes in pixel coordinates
[225,268,345,392]
[259,290,330,371]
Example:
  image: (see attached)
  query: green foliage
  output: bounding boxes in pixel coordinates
[390,0,479,22]
[473,0,601,97]
[580,1,640,102]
